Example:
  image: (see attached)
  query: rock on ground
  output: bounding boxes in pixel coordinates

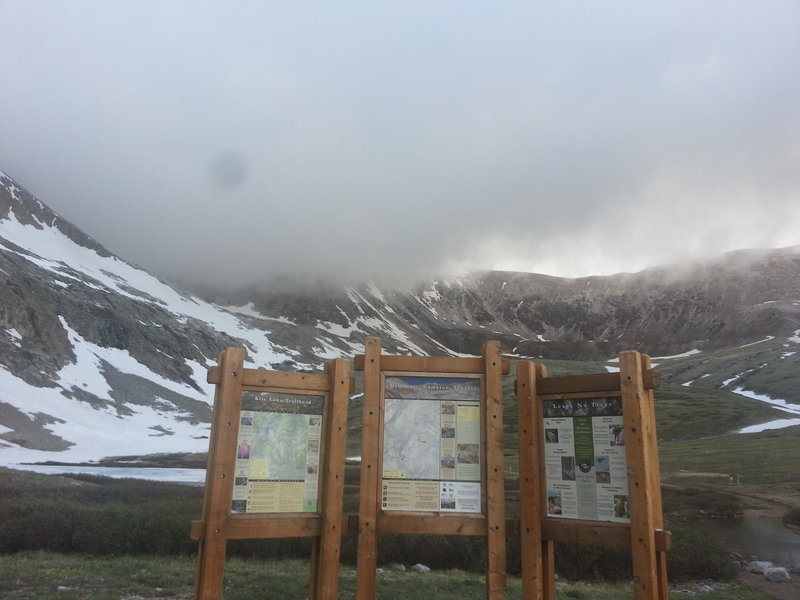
[764,567,791,583]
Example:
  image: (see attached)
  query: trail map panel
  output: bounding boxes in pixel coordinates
[232,391,324,514]
[542,396,629,522]
[382,375,482,513]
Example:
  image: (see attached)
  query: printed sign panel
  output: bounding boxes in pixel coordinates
[381,375,482,513]
[542,396,629,522]
[231,391,324,514]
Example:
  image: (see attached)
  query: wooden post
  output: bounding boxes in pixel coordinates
[517,361,556,600]
[194,347,244,600]
[310,357,351,600]
[485,340,507,600]
[620,351,659,600]
[640,354,669,600]
[355,337,382,600]
[517,361,544,600]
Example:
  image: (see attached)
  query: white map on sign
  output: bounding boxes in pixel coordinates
[383,399,440,479]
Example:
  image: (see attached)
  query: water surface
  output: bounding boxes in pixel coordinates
[699,516,800,568]
[7,463,206,484]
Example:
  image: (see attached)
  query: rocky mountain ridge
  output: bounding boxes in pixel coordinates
[213,244,800,361]
[1,168,799,461]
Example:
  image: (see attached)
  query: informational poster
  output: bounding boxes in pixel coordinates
[231,391,324,514]
[542,396,630,522]
[381,375,482,513]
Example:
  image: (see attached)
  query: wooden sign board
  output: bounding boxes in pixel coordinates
[517,352,669,600]
[540,394,629,522]
[191,347,351,600]
[353,337,510,600]
[380,373,484,513]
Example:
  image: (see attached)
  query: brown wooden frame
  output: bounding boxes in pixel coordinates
[517,351,669,600]
[191,347,351,600]
[353,337,510,600]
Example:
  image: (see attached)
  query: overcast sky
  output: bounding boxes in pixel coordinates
[1,2,799,289]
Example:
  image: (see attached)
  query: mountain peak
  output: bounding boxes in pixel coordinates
[1,170,111,258]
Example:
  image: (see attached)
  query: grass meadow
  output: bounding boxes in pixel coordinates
[0,551,773,600]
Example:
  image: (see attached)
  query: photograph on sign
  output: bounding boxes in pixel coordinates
[381,375,482,513]
[542,396,629,522]
[231,391,324,514]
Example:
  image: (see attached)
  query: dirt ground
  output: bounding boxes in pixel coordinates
[737,570,799,600]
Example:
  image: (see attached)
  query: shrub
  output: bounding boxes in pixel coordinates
[662,487,743,518]
[374,534,485,572]
[553,543,632,582]
[783,507,800,527]
[0,468,743,583]
[666,524,738,581]
[0,469,203,556]
[506,524,736,583]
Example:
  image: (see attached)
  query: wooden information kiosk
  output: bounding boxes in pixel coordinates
[191,342,669,600]
[191,347,351,600]
[516,351,669,600]
[353,337,510,600]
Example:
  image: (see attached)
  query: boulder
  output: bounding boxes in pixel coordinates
[411,564,431,574]
[747,561,773,574]
[764,567,791,583]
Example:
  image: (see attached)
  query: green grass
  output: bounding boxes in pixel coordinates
[653,384,784,441]
[658,425,800,506]
[655,341,800,403]
[0,552,772,600]
[661,487,744,518]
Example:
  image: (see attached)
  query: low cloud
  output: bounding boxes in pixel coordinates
[1,2,798,290]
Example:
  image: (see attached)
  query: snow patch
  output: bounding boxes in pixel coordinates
[650,349,702,360]
[738,418,800,434]
[683,373,712,387]
[738,336,775,348]
[0,366,211,465]
[58,317,209,402]
[0,315,221,465]
[732,387,800,434]
[219,302,292,324]
[722,372,745,387]
[5,328,22,348]
[732,388,800,416]
[318,321,357,337]
[365,281,386,303]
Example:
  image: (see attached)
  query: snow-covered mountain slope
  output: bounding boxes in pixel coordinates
[0,171,327,462]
